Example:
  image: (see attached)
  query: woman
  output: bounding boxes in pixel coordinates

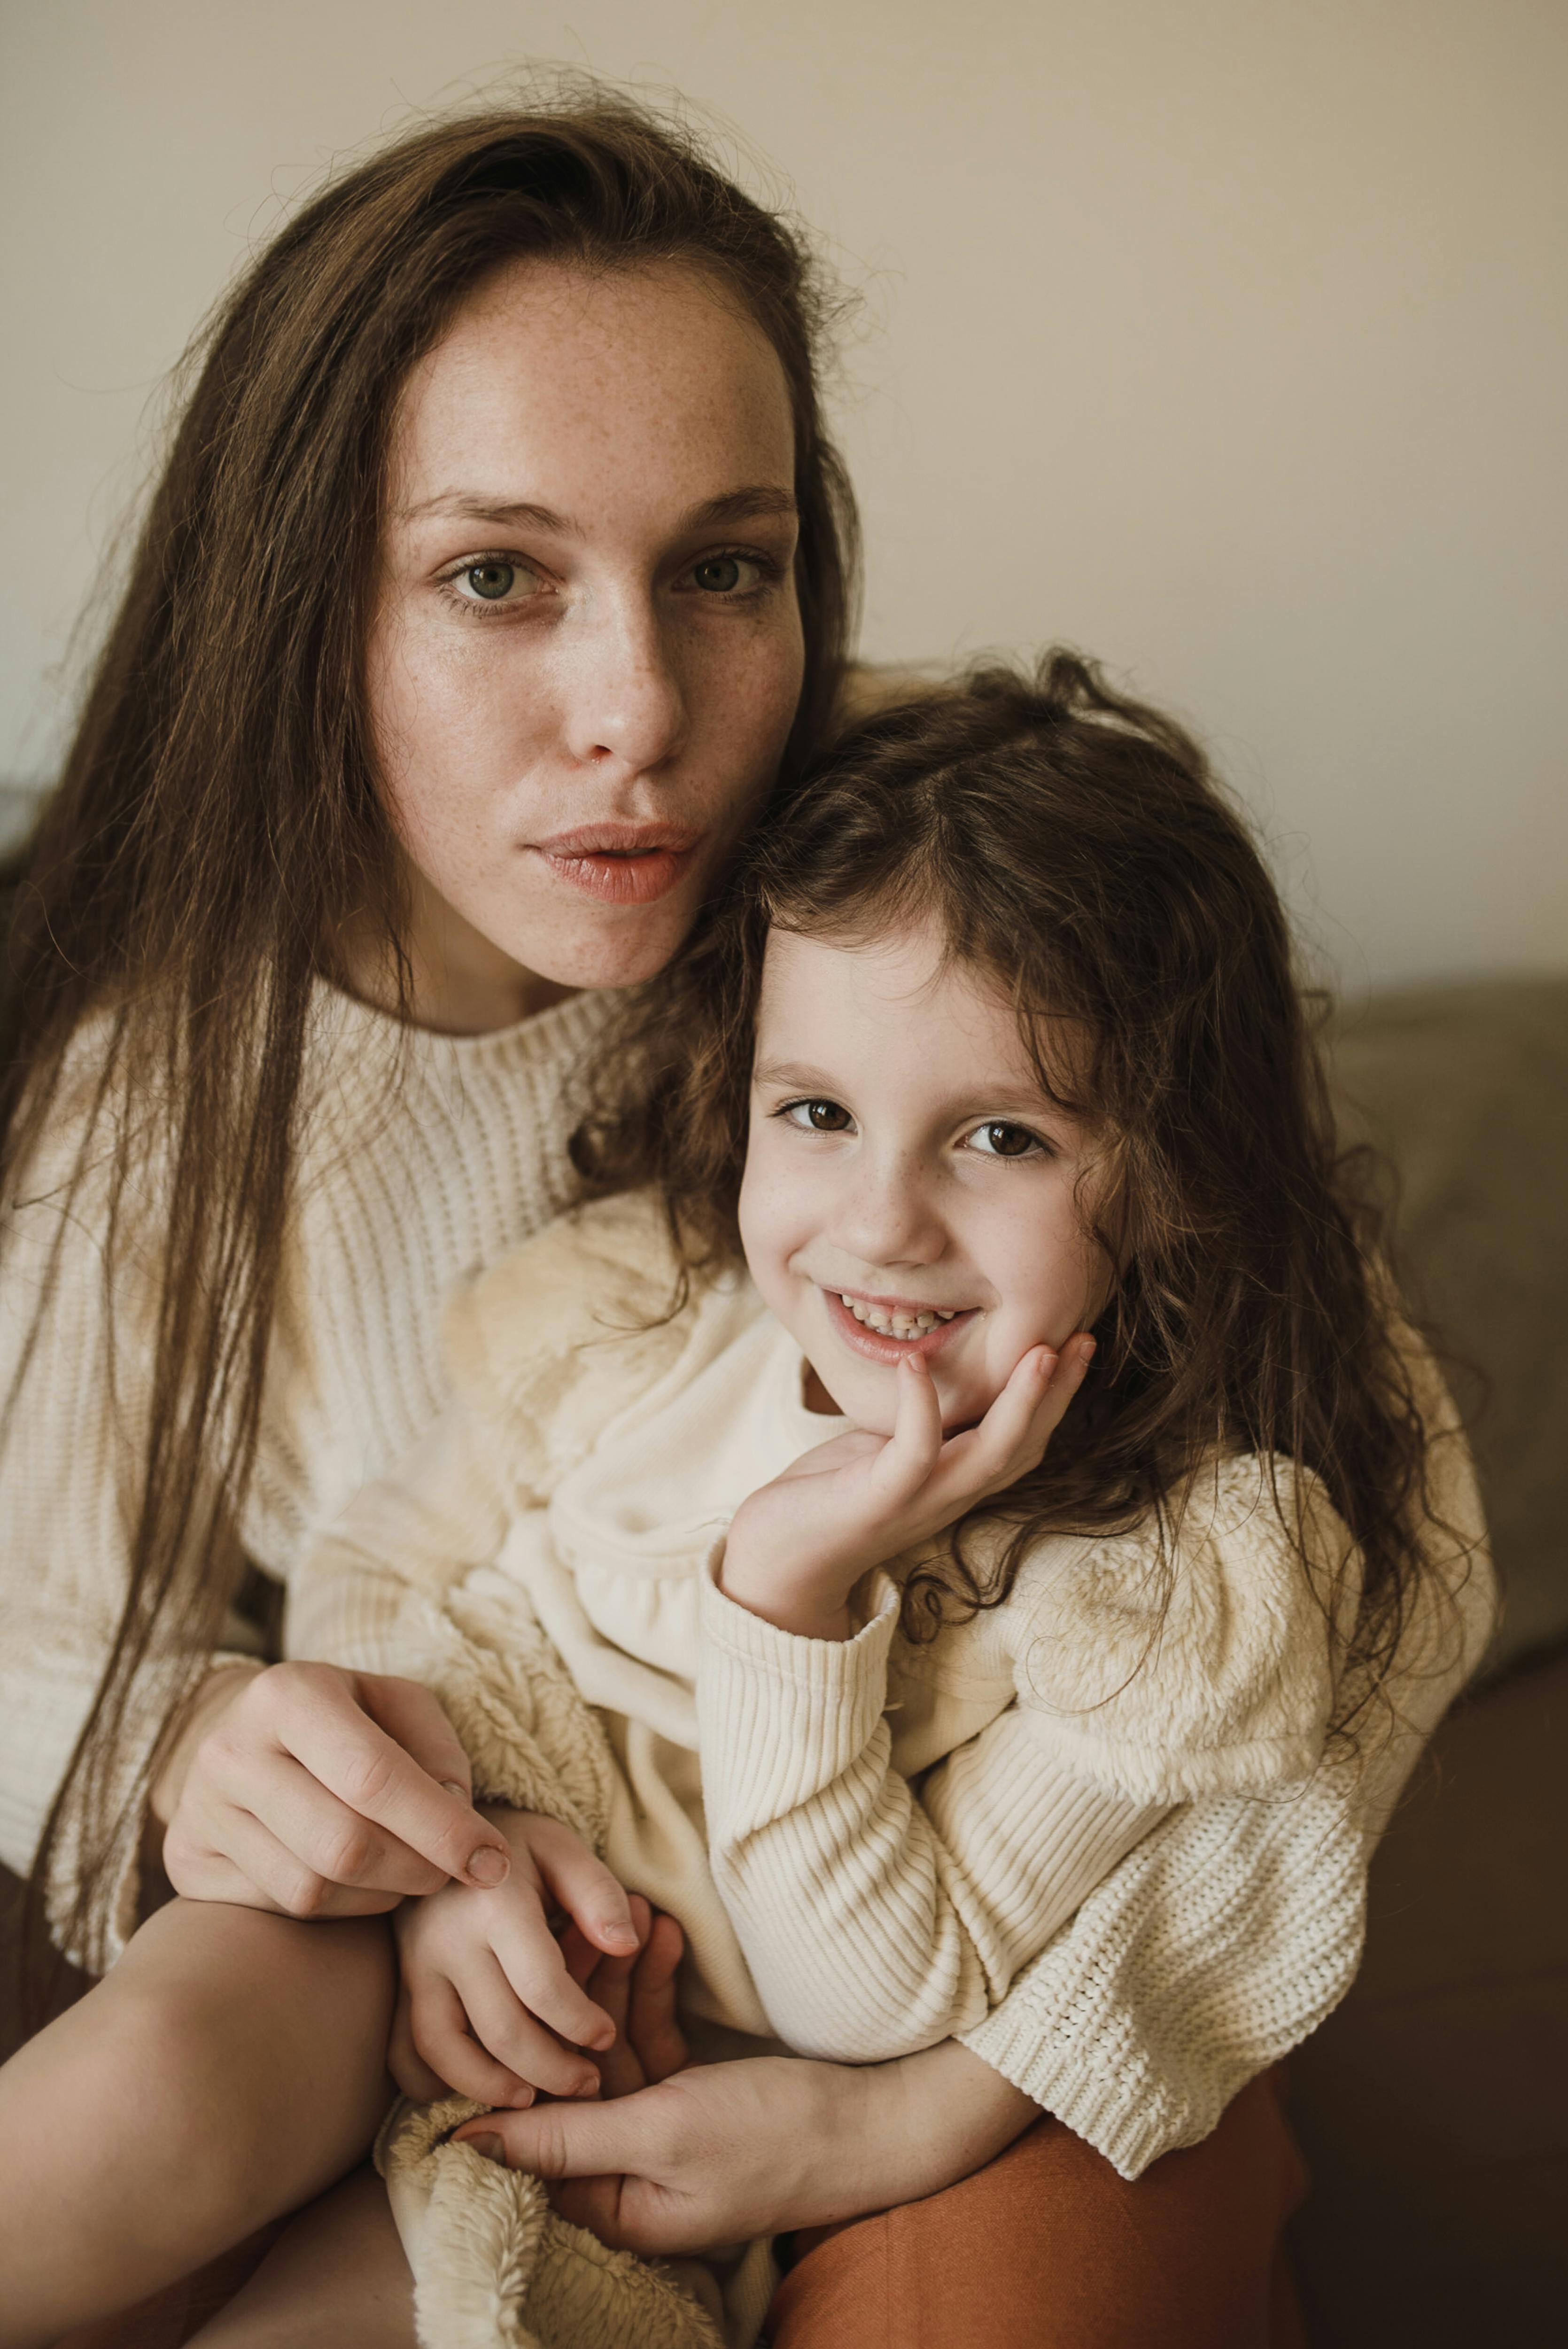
[0,95,1481,2348]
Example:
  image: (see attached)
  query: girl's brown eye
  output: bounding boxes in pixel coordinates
[977,1121,1038,1158]
[783,1098,852,1133]
[465,561,516,600]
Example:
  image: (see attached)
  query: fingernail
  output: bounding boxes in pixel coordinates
[1079,1336,1097,1363]
[440,1780,469,1801]
[571,2073,601,2098]
[466,1847,509,1887]
[586,2024,616,2051]
[465,2131,505,2163]
[604,1923,640,1948]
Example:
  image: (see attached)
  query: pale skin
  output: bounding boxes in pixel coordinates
[0,259,1039,2347]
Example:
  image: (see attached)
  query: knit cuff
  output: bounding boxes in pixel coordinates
[698,1545,899,1828]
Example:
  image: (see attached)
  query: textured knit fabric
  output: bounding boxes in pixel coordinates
[0,980,618,1963]
[296,1190,1494,2174]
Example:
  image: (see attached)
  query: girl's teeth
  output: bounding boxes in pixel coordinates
[838,1295,959,1338]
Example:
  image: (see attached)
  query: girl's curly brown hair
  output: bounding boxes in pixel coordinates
[574,649,1458,1737]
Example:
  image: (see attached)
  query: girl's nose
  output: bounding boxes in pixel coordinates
[832,1159,947,1272]
[559,594,687,777]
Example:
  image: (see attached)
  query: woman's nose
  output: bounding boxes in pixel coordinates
[559,592,687,777]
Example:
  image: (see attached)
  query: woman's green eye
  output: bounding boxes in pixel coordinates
[693,555,745,594]
[971,1121,1040,1158]
[465,562,518,601]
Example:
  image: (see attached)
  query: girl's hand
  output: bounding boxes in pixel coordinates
[389,1811,642,2108]
[720,1335,1095,1637]
[155,1660,513,1916]
[451,2036,1037,2256]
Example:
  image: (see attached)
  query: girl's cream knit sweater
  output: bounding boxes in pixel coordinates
[0,990,1493,2186]
[295,1190,1383,2072]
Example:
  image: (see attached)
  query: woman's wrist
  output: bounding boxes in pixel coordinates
[864,2039,1041,2207]
[147,1662,264,1828]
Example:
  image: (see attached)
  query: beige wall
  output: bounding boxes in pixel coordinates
[3,0,1563,989]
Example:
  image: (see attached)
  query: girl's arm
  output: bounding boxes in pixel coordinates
[697,1564,1165,2060]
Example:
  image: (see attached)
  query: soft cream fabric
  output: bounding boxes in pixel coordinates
[0,979,617,1963]
[296,1189,1492,2192]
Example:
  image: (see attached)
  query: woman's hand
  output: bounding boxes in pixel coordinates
[154,1660,513,1916]
[389,1811,642,2108]
[721,1337,1095,1638]
[452,2037,1038,2256]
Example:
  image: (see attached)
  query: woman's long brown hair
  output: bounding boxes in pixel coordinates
[0,92,858,1998]
[575,651,1460,1736]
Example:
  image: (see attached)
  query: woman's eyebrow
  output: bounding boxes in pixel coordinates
[396,484,796,532]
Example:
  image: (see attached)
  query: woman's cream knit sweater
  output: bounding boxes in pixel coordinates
[0,989,1493,2187]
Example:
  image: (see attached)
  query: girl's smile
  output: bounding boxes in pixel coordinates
[737,920,1113,1436]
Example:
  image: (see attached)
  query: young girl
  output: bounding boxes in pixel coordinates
[281,651,1491,2345]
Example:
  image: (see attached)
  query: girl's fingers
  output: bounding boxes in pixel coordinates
[458,1950,605,2100]
[873,1354,946,1498]
[1019,1332,1094,1458]
[491,1902,621,2054]
[408,1972,538,2109]
[527,1817,641,1959]
[388,1981,454,2103]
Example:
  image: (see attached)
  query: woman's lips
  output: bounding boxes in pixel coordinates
[531,826,703,906]
[822,1286,976,1366]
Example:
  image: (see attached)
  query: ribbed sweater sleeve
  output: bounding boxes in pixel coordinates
[0,985,613,1968]
[697,1555,1163,2062]
[285,1402,512,1679]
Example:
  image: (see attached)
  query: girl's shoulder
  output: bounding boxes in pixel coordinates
[993,1455,1358,1804]
[440,1189,732,1486]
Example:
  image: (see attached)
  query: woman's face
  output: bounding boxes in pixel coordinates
[366,258,805,1028]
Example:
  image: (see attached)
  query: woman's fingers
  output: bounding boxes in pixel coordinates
[198,1743,450,1901]
[625,1911,690,2086]
[163,1786,401,1916]
[577,1900,647,2099]
[237,1664,512,1892]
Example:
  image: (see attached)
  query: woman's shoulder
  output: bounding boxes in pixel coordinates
[995,1455,1356,1804]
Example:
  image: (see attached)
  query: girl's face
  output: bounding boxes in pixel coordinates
[366,258,804,1028]
[738,922,1114,1436]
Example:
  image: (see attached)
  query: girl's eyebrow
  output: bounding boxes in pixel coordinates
[753,1058,840,1093]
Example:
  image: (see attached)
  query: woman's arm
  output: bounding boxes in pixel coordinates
[698,1567,1163,2060]
[458,2033,1039,2253]
[156,1399,543,1918]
